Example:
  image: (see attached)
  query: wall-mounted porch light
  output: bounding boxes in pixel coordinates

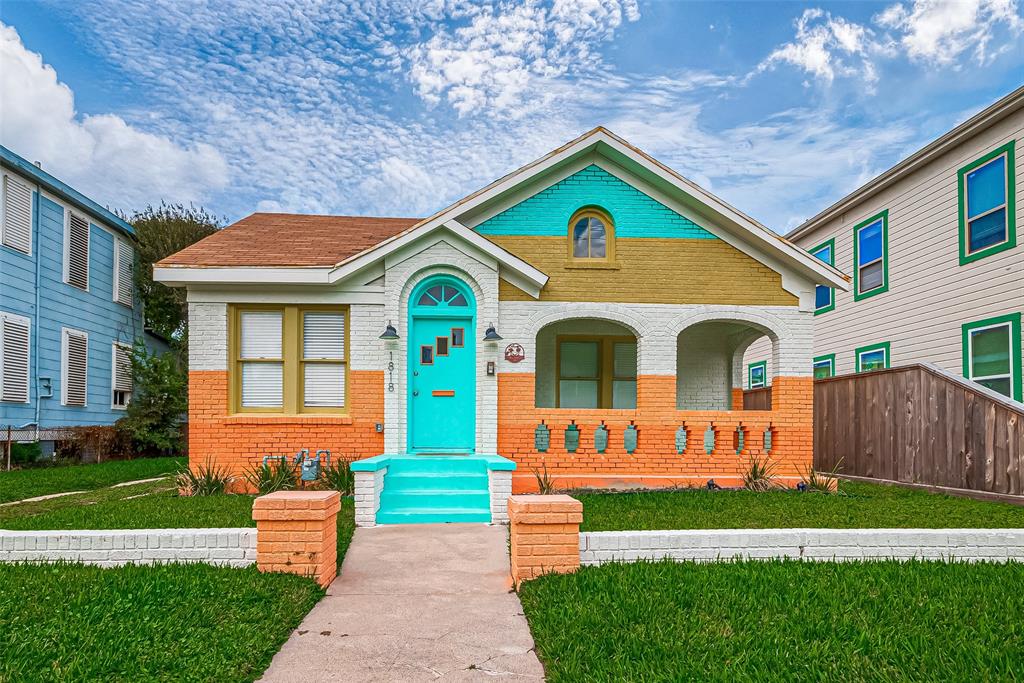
[482,324,503,342]
[379,321,399,340]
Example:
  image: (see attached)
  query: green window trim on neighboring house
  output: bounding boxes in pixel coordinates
[852,210,889,301]
[748,361,767,389]
[958,141,1016,265]
[855,342,890,373]
[813,354,836,379]
[961,313,1022,402]
[809,238,836,315]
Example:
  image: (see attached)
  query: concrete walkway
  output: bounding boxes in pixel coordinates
[260,524,545,682]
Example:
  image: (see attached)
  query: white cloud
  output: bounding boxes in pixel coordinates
[406,0,640,117]
[0,23,227,211]
[757,9,882,85]
[876,0,1023,65]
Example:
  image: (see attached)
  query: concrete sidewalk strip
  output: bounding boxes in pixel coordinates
[260,524,544,682]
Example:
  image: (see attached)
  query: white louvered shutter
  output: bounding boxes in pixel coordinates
[1,314,30,403]
[64,330,88,406]
[115,240,133,306]
[113,344,133,392]
[240,311,283,408]
[302,312,346,407]
[2,174,33,254]
[66,212,90,289]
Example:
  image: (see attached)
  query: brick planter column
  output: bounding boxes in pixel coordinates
[253,490,340,588]
[508,494,582,587]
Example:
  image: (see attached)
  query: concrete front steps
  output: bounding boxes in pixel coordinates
[376,456,492,525]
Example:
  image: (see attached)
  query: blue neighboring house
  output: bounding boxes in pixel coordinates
[1,145,151,449]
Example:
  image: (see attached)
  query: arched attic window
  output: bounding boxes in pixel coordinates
[568,208,615,261]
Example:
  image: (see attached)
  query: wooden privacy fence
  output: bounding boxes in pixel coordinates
[741,387,772,411]
[813,363,1023,497]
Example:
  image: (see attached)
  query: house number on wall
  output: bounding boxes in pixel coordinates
[504,343,525,363]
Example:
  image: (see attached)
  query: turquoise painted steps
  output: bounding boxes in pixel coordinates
[376,456,492,525]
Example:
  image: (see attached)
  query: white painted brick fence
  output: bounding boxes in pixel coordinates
[580,529,1024,565]
[0,529,256,568]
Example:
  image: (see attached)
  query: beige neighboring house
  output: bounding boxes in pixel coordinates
[745,86,1023,403]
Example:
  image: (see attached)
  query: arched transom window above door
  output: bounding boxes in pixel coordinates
[416,283,469,307]
[568,208,615,261]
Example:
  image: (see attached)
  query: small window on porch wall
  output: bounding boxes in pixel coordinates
[417,285,468,307]
[556,337,636,409]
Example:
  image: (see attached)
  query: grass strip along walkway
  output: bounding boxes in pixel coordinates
[0,457,184,503]
[520,559,1024,682]
[577,480,1024,531]
[0,562,323,683]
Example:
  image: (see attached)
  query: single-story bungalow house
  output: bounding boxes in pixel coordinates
[155,128,848,525]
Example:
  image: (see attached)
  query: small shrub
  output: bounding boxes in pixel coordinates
[10,442,43,466]
[318,460,354,496]
[243,458,298,495]
[116,342,187,455]
[176,460,234,496]
[65,426,132,463]
[532,461,557,495]
[800,461,842,493]
[742,455,780,492]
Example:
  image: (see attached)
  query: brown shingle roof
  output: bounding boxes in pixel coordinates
[157,213,422,267]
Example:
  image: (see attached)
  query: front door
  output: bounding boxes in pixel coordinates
[408,276,476,453]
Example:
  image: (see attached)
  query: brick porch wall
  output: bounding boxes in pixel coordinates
[188,370,385,489]
[499,374,812,492]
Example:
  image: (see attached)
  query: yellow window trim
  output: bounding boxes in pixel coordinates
[555,334,636,409]
[566,207,616,264]
[229,303,350,415]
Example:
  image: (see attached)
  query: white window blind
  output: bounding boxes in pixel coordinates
[2,174,32,254]
[114,240,133,306]
[63,329,88,406]
[239,311,282,408]
[0,313,30,403]
[66,212,90,289]
[303,312,346,407]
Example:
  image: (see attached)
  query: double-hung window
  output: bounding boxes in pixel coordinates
[810,239,835,314]
[556,336,636,409]
[111,343,133,409]
[1,311,31,403]
[813,354,835,379]
[2,172,33,254]
[855,342,890,373]
[62,328,88,406]
[853,211,888,300]
[958,142,1016,264]
[748,361,767,389]
[64,210,90,290]
[232,306,348,413]
[962,314,1021,401]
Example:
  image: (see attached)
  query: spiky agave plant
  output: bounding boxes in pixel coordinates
[243,458,298,495]
[532,461,558,495]
[799,458,843,494]
[318,460,355,496]
[742,455,780,492]
[176,459,235,496]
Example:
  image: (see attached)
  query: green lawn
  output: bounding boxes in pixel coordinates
[578,480,1024,531]
[0,456,184,503]
[0,562,323,682]
[519,559,1024,682]
[0,482,357,570]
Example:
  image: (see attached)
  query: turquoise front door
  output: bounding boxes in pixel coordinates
[408,276,476,453]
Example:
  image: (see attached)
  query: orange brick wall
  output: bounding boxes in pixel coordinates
[188,370,385,490]
[253,490,340,588]
[499,373,812,492]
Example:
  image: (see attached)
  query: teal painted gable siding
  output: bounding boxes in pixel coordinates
[475,164,717,239]
[1,172,143,432]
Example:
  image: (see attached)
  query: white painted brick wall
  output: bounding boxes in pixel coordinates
[354,469,386,527]
[488,470,513,523]
[383,239,501,454]
[579,529,1024,565]
[0,528,257,568]
[188,303,228,371]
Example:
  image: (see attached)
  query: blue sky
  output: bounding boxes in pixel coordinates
[1,0,1021,232]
